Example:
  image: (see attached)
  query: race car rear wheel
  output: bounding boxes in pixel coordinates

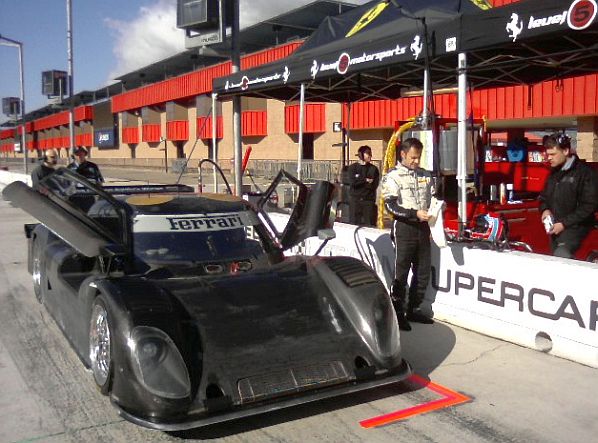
[89,295,113,395]
[31,240,44,303]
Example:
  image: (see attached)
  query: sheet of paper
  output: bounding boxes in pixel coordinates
[427,197,447,248]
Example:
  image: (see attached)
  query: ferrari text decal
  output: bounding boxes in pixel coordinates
[133,212,254,233]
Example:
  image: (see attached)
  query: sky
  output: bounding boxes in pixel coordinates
[0,0,369,125]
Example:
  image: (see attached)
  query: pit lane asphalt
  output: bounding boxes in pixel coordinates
[1,196,597,442]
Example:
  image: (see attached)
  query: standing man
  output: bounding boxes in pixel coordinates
[31,149,58,189]
[381,138,434,331]
[347,145,380,226]
[68,147,104,184]
[539,134,598,259]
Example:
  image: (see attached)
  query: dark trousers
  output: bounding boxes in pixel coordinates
[550,226,590,259]
[349,198,377,226]
[391,220,431,313]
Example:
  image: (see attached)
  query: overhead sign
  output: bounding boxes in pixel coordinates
[2,97,20,116]
[94,129,116,149]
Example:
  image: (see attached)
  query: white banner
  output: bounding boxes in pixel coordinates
[268,212,598,368]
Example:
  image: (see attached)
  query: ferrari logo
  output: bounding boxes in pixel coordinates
[468,0,492,10]
[346,1,389,38]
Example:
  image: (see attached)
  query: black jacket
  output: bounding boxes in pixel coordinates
[539,156,598,228]
[68,160,104,184]
[347,161,380,201]
[30,164,55,189]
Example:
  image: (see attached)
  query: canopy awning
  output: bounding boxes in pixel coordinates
[213,0,598,102]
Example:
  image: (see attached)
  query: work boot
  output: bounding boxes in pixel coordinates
[406,311,434,324]
[396,313,412,331]
[392,301,411,331]
[391,281,411,331]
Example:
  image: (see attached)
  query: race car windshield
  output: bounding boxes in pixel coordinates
[132,211,268,264]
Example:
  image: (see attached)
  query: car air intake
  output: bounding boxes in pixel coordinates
[325,257,379,288]
[237,361,349,403]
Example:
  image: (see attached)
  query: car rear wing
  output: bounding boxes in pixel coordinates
[77,184,196,195]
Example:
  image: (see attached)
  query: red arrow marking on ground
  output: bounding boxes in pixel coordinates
[360,374,471,428]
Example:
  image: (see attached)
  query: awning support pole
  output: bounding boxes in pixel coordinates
[422,68,429,126]
[346,102,352,165]
[457,52,468,234]
[232,0,242,196]
[211,92,218,193]
[297,82,306,181]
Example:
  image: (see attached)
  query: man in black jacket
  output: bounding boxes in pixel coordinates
[68,147,104,184]
[540,134,598,258]
[347,145,380,226]
[31,149,58,189]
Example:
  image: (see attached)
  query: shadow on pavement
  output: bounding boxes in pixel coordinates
[400,320,457,378]
[169,322,456,440]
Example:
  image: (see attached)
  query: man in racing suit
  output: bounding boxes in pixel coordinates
[381,137,434,331]
[540,134,598,258]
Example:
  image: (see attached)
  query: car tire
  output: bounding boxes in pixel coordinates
[89,295,113,395]
[31,239,44,303]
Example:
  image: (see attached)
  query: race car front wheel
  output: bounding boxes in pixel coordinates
[89,295,113,395]
[31,240,44,303]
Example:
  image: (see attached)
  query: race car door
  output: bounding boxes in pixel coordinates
[2,169,128,351]
[256,170,337,250]
[2,168,127,257]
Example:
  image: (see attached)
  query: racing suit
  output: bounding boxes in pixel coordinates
[539,155,598,258]
[381,162,434,316]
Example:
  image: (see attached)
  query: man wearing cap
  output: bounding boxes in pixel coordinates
[347,145,380,226]
[68,147,104,184]
[31,148,58,189]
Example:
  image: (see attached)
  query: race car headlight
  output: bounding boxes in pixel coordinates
[129,326,191,399]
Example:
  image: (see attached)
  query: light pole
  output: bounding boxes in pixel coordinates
[231,0,242,196]
[0,34,28,173]
[66,0,75,155]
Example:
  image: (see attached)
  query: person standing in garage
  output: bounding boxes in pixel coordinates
[381,137,434,331]
[540,134,598,259]
[347,145,380,226]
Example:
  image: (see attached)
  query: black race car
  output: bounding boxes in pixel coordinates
[2,168,410,431]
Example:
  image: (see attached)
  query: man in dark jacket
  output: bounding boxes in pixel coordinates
[347,145,380,226]
[31,149,58,189]
[540,134,598,258]
[68,147,104,184]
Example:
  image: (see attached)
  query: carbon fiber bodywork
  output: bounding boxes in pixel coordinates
[3,169,411,430]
